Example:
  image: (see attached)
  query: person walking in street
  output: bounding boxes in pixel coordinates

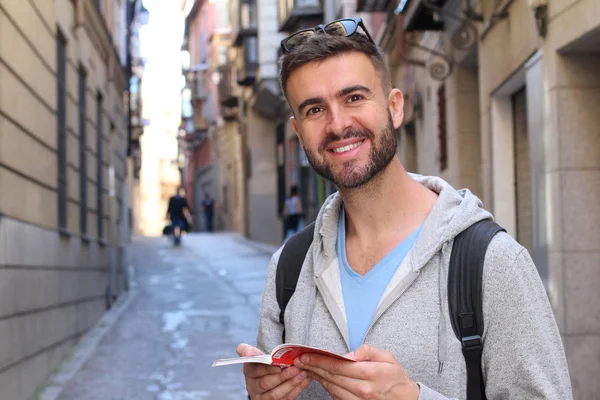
[236,17,572,399]
[202,193,215,233]
[166,187,191,246]
[282,185,304,243]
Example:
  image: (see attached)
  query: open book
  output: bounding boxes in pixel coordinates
[212,344,355,367]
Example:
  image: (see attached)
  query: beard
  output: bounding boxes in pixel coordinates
[303,111,398,189]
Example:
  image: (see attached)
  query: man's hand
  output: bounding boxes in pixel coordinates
[237,343,312,399]
[293,344,419,400]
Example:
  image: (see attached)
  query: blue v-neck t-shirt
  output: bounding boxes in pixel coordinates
[336,207,422,351]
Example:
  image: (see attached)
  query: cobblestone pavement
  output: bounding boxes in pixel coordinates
[57,233,278,400]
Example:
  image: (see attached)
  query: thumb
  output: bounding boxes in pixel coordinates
[237,343,264,357]
[353,344,397,363]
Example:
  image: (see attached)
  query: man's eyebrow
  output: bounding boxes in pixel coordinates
[296,86,372,115]
[297,97,323,115]
[338,85,372,97]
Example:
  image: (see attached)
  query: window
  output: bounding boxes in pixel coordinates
[57,30,68,230]
[437,84,448,171]
[97,93,104,240]
[246,37,258,63]
[79,68,88,235]
[218,46,227,66]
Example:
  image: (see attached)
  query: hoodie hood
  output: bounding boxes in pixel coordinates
[313,173,492,272]
[310,173,493,371]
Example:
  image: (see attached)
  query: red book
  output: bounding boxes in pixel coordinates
[212,344,355,367]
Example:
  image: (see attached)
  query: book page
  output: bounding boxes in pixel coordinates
[212,354,271,367]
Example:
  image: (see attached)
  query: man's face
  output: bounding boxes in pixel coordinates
[286,52,404,189]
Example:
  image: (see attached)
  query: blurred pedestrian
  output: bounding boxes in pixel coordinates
[202,193,215,233]
[282,185,303,243]
[166,187,191,246]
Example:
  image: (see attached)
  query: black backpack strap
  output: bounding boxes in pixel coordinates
[275,222,316,342]
[448,219,505,400]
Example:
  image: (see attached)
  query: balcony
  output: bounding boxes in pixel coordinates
[129,76,144,142]
[231,0,258,46]
[236,38,258,86]
[252,78,282,119]
[278,0,323,33]
[191,70,209,101]
[399,0,446,32]
[356,0,392,12]
[183,127,209,153]
[218,65,239,107]
[218,65,240,122]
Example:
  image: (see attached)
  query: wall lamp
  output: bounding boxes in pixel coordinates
[528,0,548,38]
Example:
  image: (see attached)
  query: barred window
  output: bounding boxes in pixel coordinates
[57,30,68,230]
[97,93,104,240]
[79,68,88,235]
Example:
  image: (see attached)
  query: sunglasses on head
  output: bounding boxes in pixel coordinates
[280,17,375,54]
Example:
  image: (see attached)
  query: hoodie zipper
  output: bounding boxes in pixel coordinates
[359,271,420,347]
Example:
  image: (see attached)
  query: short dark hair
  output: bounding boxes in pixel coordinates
[290,185,298,196]
[279,33,391,100]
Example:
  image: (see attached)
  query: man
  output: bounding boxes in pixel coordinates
[282,185,304,242]
[202,193,215,232]
[166,187,191,244]
[237,18,572,399]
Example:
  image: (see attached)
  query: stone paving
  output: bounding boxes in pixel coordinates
[55,233,278,400]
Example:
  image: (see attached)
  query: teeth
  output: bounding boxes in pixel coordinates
[332,140,363,153]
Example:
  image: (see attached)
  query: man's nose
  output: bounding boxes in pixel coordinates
[325,105,353,136]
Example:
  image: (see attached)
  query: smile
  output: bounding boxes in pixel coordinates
[330,140,364,153]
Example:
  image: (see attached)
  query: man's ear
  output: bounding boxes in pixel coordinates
[290,116,304,146]
[388,88,404,129]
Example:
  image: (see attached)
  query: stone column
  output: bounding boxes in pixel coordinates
[544,51,600,399]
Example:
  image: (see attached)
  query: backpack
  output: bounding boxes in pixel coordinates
[275,219,504,400]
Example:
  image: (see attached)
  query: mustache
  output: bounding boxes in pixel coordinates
[319,128,374,152]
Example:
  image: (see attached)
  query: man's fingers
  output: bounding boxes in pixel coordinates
[294,354,366,380]
[303,364,367,392]
[237,343,263,357]
[282,375,313,399]
[237,344,283,379]
[244,363,285,379]
[309,372,361,400]
[253,369,310,399]
[352,344,397,363]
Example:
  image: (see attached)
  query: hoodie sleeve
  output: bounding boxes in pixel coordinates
[256,248,284,354]
[416,240,571,400]
[481,243,573,399]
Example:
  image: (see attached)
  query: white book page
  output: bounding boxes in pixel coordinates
[212,354,271,367]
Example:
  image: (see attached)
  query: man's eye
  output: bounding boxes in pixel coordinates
[348,94,362,102]
[307,107,321,115]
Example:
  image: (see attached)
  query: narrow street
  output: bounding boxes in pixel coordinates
[57,234,278,400]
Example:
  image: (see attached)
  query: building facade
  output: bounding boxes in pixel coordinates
[181,0,217,232]
[181,0,283,244]
[0,0,130,397]
[370,1,599,397]
[126,0,149,237]
[235,0,282,244]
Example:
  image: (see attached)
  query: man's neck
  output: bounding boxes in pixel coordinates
[339,159,438,241]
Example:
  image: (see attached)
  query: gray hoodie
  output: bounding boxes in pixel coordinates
[256,174,572,399]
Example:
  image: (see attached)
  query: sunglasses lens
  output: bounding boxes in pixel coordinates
[285,30,315,52]
[324,20,357,36]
